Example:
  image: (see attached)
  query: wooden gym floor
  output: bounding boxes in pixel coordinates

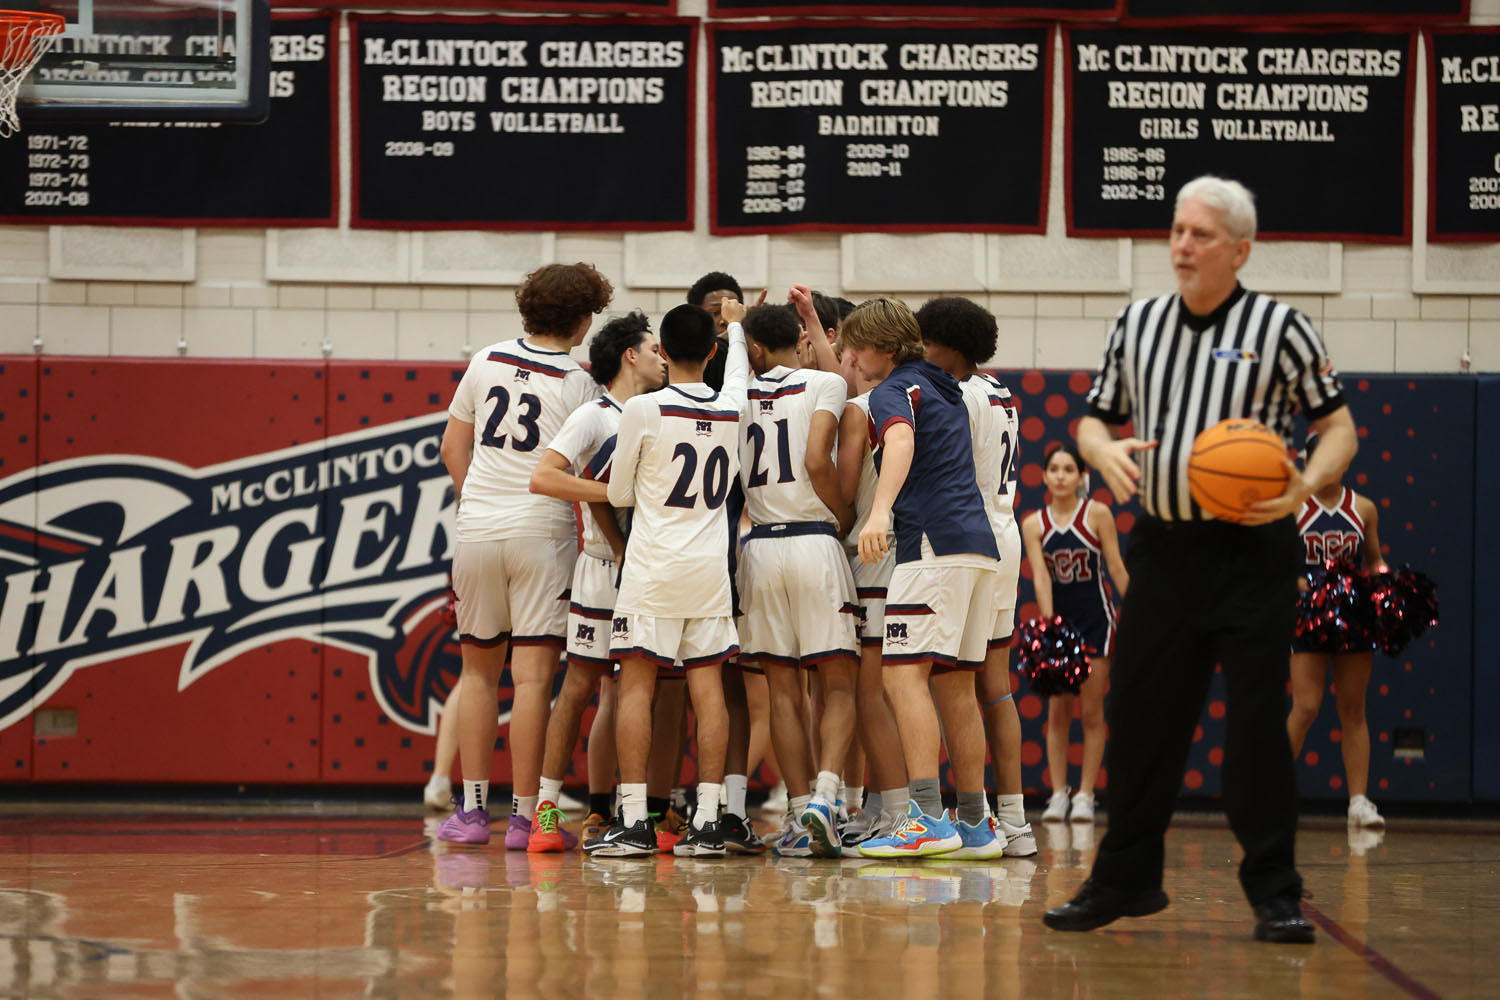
[0,805,1494,998]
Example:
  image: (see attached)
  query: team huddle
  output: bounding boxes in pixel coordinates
[433,261,1050,861]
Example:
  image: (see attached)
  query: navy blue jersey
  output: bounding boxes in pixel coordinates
[1296,488,1365,570]
[867,360,998,565]
[1039,499,1117,656]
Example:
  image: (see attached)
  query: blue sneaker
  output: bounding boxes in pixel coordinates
[799,799,841,859]
[772,818,814,857]
[946,815,1006,860]
[857,801,962,859]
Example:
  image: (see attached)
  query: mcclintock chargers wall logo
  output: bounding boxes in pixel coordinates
[0,413,461,735]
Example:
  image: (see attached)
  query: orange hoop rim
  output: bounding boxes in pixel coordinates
[0,10,65,28]
[0,9,64,70]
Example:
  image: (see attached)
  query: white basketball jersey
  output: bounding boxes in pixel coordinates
[448,338,600,543]
[739,366,847,526]
[961,372,1021,527]
[543,391,625,560]
[844,392,892,554]
[609,383,745,618]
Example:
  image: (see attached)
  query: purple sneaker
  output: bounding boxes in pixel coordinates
[505,814,532,850]
[437,805,491,845]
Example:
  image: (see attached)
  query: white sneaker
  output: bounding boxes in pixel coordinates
[1348,794,1385,828]
[997,818,1038,857]
[1070,791,1095,824]
[1042,787,1071,822]
[557,789,587,813]
[423,777,453,811]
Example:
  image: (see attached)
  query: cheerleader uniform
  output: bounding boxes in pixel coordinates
[1039,499,1118,657]
[1293,487,1369,654]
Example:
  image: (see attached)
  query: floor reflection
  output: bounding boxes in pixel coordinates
[0,810,1491,998]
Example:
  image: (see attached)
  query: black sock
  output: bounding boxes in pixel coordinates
[647,796,669,819]
[589,792,612,819]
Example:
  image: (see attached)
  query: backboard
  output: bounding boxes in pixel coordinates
[15,0,268,122]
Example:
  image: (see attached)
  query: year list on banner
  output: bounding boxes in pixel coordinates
[1066,27,1414,241]
[1427,28,1500,242]
[710,20,1051,234]
[352,16,694,230]
[0,14,335,227]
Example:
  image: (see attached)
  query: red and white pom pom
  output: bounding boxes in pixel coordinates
[1014,616,1092,697]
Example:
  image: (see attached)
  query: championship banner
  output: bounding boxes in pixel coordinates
[708,20,1052,234]
[1065,26,1415,241]
[0,13,336,227]
[1426,28,1500,242]
[709,1,1117,18]
[350,15,695,231]
[1123,0,1467,24]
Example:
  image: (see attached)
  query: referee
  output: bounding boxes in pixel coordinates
[1043,176,1357,944]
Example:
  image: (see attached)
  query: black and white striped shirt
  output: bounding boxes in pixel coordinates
[1086,285,1345,522]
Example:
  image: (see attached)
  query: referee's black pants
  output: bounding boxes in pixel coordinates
[1091,514,1303,906]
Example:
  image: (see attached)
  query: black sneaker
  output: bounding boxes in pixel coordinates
[721,813,766,855]
[673,818,727,857]
[584,816,657,857]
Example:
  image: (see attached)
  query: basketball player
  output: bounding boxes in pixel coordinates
[585,300,749,858]
[523,311,668,851]
[1022,444,1127,826]
[438,262,612,846]
[1286,432,1386,829]
[835,363,911,855]
[915,295,1036,857]
[735,302,859,858]
[841,298,1003,860]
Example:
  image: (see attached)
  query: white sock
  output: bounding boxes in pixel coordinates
[845,785,864,811]
[513,794,538,823]
[538,777,564,807]
[695,783,723,828]
[670,786,689,812]
[865,790,883,816]
[881,785,909,820]
[790,794,811,822]
[425,772,449,792]
[814,770,840,805]
[621,783,648,826]
[998,793,1026,827]
[463,779,489,813]
[725,774,748,819]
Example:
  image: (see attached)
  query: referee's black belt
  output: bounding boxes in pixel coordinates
[747,521,838,540]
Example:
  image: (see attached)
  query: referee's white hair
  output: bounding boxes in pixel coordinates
[1175,175,1257,241]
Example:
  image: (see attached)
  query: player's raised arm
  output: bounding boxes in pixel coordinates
[606,398,652,509]
[530,448,608,503]
[718,296,751,410]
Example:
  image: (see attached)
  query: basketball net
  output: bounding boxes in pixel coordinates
[0,11,65,138]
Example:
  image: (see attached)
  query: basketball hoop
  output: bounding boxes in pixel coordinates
[0,10,64,138]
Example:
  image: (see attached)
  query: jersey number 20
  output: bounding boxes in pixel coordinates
[666,442,731,509]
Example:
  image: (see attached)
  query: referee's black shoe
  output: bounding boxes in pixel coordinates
[1043,878,1170,931]
[1252,896,1316,943]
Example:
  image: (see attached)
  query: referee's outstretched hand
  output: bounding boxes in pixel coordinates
[1241,458,1311,526]
[1094,437,1157,503]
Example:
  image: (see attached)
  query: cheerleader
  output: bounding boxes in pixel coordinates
[1285,434,1386,828]
[1023,444,1127,824]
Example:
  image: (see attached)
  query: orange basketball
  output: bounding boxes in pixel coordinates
[1186,419,1291,522]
